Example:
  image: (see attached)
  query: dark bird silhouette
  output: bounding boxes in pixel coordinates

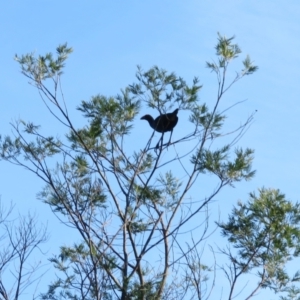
[141,108,179,148]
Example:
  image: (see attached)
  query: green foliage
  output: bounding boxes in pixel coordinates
[206,33,258,98]
[242,55,259,75]
[129,65,202,112]
[77,90,140,138]
[218,188,300,297]
[43,243,116,300]
[15,43,73,82]
[192,146,255,184]
[157,171,182,208]
[0,120,62,164]
[280,285,300,300]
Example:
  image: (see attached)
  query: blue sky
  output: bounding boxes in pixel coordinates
[1,1,300,298]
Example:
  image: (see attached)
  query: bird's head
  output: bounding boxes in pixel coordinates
[140,115,153,121]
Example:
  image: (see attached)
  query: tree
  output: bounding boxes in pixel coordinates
[0,34,259,299]
[0,200,48,300]
[218,188,300,300]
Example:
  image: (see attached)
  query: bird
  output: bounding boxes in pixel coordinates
[140,108,179,148]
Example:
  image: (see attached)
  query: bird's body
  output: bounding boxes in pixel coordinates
[141,108,178,133]
[141,109,179,148]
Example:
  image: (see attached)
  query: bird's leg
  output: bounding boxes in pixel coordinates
[161,133,164,149]
[167,129,173,147]
[155,133,164,150]
[154,136,161,154]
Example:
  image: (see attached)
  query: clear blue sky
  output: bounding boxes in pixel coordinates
[1,1,300,298]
